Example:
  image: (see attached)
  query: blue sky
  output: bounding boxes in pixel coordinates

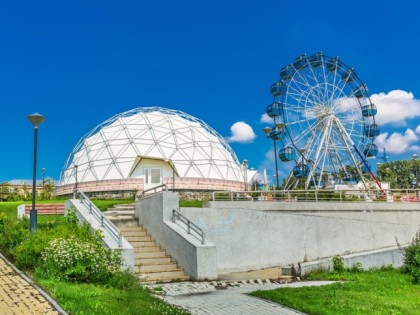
[2,0,420,183]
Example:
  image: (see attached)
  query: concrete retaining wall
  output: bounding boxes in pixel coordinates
[181,205,419,274]
[65,200,134,270]
[135,192,218,280]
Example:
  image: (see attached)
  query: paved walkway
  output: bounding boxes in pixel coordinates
[148,279,334,315]
[0,255,63,314]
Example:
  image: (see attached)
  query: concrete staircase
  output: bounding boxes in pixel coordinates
[104,205,189,283]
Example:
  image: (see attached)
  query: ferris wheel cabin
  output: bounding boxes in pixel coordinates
[279,147,296,162]
[363,143,378,158]
[361,104,377,117]
[270,82,284,97]
[293,164,310,178]
[308,52,323,67]
[364,124,380,138]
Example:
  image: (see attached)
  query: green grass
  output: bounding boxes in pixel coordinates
[179,199,206,207]
[251,269,420,315]
[37,278,188,315]
[0,199,134,219]
[90,199,134,211]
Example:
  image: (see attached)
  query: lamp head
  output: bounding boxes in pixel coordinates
[27,112,45,128]
[262,127,272,135]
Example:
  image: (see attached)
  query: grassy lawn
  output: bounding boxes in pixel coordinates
[0,200,189,315]
[251,269,419,315]
[37,278,187,315]
[179,199,206,207]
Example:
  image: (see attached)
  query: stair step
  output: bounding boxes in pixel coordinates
[138,263,178,273]
[131,241,157,247]
[121,230,147,237]
[136,251,167,258]
[135,246,162,253]
[105,210,135,216]
[139,269,187,282]
[125,235,151,242]
[136,257,172,265]
[120,226,144,232]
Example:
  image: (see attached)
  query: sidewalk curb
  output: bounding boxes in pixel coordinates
[0,252,68,315]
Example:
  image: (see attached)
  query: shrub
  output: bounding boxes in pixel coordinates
[332,255,345,272]
[403,230,420,283]
[38,236,123,283]
[0,214,30,254]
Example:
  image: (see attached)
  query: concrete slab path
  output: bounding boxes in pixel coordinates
[148,280,334,315]
[0,254,65,314]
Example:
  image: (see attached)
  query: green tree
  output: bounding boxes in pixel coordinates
[43,178,55,200]
[377,160,418,189]
[0,182,10,201]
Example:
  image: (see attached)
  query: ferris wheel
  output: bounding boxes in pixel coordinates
[267,52,380,190]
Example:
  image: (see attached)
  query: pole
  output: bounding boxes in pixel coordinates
[273,139,279,189]
[42,169,45,200]
[30,127,38,233]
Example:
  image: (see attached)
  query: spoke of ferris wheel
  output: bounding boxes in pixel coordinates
[305,115,334,188]
[288,76,327,107]
[292,73,326,107]
[333,116,369,190]
[286,83,323,108]
[306,62,325,102]
[287,116,324,149]
[299,119,326,163]
[291,67,322,100]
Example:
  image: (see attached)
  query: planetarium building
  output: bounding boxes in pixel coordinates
[55,107,246,196]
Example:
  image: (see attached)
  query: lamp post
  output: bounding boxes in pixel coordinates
[41,168,46,200]
[263,123,284,190]
[27,112,45,233]
[412,154,418,188]
[242,159,248,191]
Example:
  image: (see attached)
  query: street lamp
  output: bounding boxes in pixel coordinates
[242,159,248,191]
[41,168,46,200]
[412,154,418,188]
[263,123,284,190]
[27,112,45,233]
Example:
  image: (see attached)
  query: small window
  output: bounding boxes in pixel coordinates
[151,169,161,184]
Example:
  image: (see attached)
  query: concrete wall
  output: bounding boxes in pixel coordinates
[181,204,419,274]
[135,192,218,280]
[299,246,406,275]
[65,200,134,270]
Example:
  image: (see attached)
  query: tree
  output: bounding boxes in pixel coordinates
[43,178,55,200]
[0,182,10,201]
[377,160,417,189]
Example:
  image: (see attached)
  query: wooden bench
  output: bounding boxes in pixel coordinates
[18,204,66,218]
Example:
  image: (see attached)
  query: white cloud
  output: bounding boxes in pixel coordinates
[375,128,418,153]
[227,121,256,143]
[260,113,273,123]
[371,90,420,126]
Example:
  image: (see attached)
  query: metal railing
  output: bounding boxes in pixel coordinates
[75,190,123,247]
[212,188,420,203]
[139,184,168,199]
[172,208,205,244]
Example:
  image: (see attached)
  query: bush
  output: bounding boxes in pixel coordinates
[332,255,345,272]
[0,214,30,254]
[37,235,123,283]
[403,230,420,283]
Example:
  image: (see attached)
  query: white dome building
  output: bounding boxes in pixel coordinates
[56,107,246,195]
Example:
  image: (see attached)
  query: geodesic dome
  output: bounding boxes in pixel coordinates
[59,107,243,187]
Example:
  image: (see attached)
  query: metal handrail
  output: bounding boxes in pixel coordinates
[139,184,168,199]
[172,208,205,245]
[212,188,420,203]
[75,190,123,247]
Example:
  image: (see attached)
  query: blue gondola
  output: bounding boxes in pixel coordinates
[269,128,284,140]
[280,65,295,81]
[326,57,339,72]
[279,147,296,162]
[341,68,356,83]
[270,82,284,97]
[353,84,369,98]
[364,124,380,138]
[363,143,378,157]
[293,54,308,70]
[266,102,282,118]
[361,104,377,117]
[309,52,323,68]
[293,164,310,178]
